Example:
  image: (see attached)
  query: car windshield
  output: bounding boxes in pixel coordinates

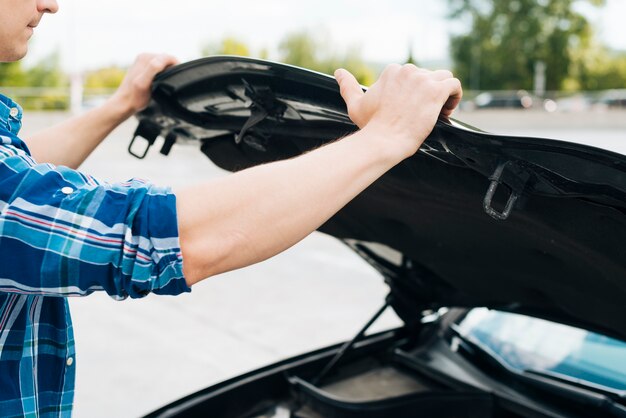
[457,308,626,391]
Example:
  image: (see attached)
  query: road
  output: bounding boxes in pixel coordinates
[17,109,626,418]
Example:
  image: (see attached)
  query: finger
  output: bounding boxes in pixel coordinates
[334,68,364,109]
[135,53,178,67]
[379,63,402,80]
[150,54,179,72]
[430,69,454,81]
[159,54,180,67]
[440,77,463,116]
[134,55,179,91]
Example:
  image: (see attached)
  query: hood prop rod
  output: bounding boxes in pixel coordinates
[311,300,390,386]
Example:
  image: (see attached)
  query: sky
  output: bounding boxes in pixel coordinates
[23,0,626,73]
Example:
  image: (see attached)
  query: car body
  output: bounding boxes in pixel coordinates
[130,57,626,418]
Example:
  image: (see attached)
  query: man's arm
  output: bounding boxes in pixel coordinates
[178,64,462,285]
[24,53,178,169]
[0,63,459,298]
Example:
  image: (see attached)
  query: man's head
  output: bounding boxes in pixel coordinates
[0,0,58,62]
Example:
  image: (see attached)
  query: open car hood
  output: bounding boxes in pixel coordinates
[133,56,626,341]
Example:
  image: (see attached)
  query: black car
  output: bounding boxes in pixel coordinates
[129,57,626,418]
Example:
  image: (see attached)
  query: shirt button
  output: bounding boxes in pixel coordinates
[66,357,74,366]
[61,186,74,195]
[9,107,18,117]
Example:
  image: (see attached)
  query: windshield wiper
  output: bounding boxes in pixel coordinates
[522,369,626,416]
[448,324,626,415]
[523,368,626,402]
[449,324,626,417]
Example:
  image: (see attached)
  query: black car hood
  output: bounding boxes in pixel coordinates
[133,56,626,341]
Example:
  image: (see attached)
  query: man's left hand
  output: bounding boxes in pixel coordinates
[111,53,179,117]
[26,53,178,168]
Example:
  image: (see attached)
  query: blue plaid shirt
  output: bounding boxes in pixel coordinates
[0,94,190,417]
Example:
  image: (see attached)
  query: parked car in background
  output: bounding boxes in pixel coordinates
[130,57,626,418]
[597,89,626,109]
[471,90,534,109]
[552,94,593,112]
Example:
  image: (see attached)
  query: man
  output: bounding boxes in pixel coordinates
[0,0,462,416]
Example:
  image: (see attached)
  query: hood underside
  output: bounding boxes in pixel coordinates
[133,56,626,341]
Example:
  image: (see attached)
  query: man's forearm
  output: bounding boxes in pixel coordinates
[177,124,407,286]
[25,96,133,168]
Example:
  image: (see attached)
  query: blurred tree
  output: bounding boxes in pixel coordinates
[569,42,626,90]
[0,62,27,86]
[333,48,376,86]
[24,50,67,87]
[448,0,605,91]
[84,66,126,89]
[278,32,318,70]
[406,42,418,65]
[278,31,376,85]
[202,37,251,56]
[199,33,375,85]
[258,48,270,60]
[25,51,68,110]
[587,53,626,90]
[1,51,69,110]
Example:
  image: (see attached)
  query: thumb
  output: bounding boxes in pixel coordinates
[334,68,363,109]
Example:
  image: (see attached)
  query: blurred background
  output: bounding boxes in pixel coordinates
[4,1,626,417]
[3,0,626,112]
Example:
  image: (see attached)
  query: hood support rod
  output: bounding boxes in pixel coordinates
[311,300,390,386]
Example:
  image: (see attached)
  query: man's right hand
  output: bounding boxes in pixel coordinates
[335,64,462,160]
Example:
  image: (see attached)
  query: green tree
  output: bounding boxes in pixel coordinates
[84,66,126,90]
[278,31,376,85]
[24,50,67,87]
[1,51,69,110]
[202,37,251,57]
[406,42,418,66]
[25,51,69,110]
[448,0,605,91]
[199,33,376,85]
[568,42,626,90]
[0,62,27,86]
[278,32,318,70]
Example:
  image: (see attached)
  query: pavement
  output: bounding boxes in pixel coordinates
[17,109,626,417]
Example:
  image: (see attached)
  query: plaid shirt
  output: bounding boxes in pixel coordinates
[0,94,190,417]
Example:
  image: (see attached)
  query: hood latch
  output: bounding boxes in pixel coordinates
[483,161,529,221]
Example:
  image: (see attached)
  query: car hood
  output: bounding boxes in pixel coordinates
[133,56,626,342]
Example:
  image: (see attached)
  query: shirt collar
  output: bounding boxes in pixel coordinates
[0,93,24,135]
